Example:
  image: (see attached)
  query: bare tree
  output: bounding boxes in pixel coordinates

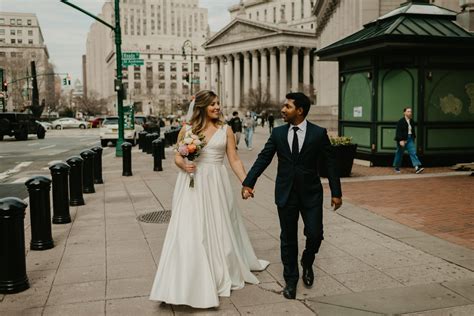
[75,91,107,116]
[243,86,280,114]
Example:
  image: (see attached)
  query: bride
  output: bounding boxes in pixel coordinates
[149,90,269,309]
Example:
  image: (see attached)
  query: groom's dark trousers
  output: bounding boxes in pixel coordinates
[243,122,341,286]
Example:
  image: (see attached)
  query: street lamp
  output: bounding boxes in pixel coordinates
[181,40,193,96]
[61,0,125,157]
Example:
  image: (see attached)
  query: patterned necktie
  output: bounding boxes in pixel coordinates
[292,126,299,160]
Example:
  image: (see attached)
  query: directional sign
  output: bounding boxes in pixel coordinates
[122,52,140,60]
[122,59,144,67]
[191,79,200,84]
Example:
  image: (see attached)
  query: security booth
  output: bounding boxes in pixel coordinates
[316,0,474,166]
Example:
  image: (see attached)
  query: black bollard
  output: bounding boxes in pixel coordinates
[138,131,147,150]
[91,146,104,184]
[145,133,154,154]
[0,197,29,294]
[163,131,170,147]
[152,139,163,171]
[66,156,85,206]
[122,142,133,176]
[161,137,166,160]
[25,176,54,251]
[80,149,96,194]
[49,162,71,224]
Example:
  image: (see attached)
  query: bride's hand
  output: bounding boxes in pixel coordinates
[183,162,196,174]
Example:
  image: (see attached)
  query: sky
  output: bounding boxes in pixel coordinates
[0,0,236,82]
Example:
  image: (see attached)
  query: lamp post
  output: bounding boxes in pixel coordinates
[61,0,125,157]
[181,40,193,96]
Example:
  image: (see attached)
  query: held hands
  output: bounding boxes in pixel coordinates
[183,162,196,174]
[241,186,254,199]
[331,197,342,211]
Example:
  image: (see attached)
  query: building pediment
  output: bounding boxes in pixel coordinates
[204,18,279,48]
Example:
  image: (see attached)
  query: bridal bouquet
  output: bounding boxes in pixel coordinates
[177,129,206,188]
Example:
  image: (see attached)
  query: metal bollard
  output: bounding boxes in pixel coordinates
[161,136,166,160]
[152,139,163,171]
[138,131,147,150]
[163,131,170,147]
[122,142,133,176]
[145,133,154,154]
[25,176,54,251]
[66,156,85,206]
[91,146,104,184]
[80,150,95,194]
[49,162,71,224]
[0,197,30,294]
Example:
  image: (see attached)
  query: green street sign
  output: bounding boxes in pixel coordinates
[191,79,200,84]
[123,105,135,129]
[122,59,144,67]
[122,52,140,60]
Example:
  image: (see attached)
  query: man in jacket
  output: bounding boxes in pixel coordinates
[241,92,342,299]
[393,107,424,174]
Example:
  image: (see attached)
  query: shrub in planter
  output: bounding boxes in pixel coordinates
[318,136,357,178]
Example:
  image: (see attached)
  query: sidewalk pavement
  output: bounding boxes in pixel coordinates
[1,127,473,315]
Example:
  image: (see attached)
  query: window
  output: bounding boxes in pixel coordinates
[11,52,16,57]
[182,63,188,72]
[256,11,259,21]
[170,63,177,72]
[0,18,4,24]
[264,9,267,21]
[0,39,5,44]
[158,62,165,71]
[17,19,22,25]
[249,13,252,19]
[17,52,23,58]
[17,39,22,44]
[134,72,141,80]
[159,82,165,89]
[273,7,276,23]
[11,39,15,44]
[194,63,200,72]
[134,82,141,91]
[134,65,141,71]
[28,39,33,44]
[28,30,33,36]
[146,44,150,50]
[10,19,15,25]
[170,73,177,80]
[17,30,22,36]
[122,68,128,80]
[159,73,165,80]
[292,2,295,21]
[0,29,4,35]
[10,29,15,35]
[27,19,32,25]
[171,82,177,89]
[301,0,304,19]
[0,51,5,57]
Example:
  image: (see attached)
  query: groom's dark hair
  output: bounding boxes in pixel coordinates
[286,92,311,117]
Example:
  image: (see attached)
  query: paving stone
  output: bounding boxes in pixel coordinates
[382,265,454,286]
[106,277,154,299]
[441,278,474,301]
[401,304,474,315]
[27,269,56,288]
[308,302,382,316]
[47,281,106,306]
[53,264,106,285]
[0,287,49,311]
[331,270,403,292]
[172,297,239,315]
[229,283,287,307]
[106,296,173,315]
[107,261,157,280]
[238,300,314,315]
[316,256,375,275]
[42,301,105,316]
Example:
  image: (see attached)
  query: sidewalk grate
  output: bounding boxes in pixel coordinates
[137,210,171,224]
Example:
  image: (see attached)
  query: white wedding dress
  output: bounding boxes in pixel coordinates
[149,124,269,308]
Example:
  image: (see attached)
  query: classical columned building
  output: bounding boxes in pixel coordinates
[203,17,316,111]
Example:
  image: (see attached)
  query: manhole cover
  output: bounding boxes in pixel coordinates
[137,210,171,224]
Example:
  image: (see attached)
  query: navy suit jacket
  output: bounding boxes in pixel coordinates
[242,121,342,208]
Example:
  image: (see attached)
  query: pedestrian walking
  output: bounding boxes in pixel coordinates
[229,111,243,149]
[243,112,256,150]
[393,107,424,174]
[268,113,275,133]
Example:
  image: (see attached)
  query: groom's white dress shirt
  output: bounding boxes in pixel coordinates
[287,119,307,153]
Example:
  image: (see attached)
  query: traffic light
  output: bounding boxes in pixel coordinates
[62,77,67,85]
[2,80,7,92]
[67,74,71,85]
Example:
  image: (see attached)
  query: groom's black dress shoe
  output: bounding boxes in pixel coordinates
[302,263,314,287]
[283,284,297,299]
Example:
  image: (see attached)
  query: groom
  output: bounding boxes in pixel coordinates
[241,92,342,299]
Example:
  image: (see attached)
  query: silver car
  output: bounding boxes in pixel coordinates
[52,118,88,129]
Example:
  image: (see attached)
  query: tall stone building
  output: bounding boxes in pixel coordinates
[85,0,209,115]
[0,12,55,112]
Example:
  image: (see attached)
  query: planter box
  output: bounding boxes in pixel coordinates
[318,144,357,178]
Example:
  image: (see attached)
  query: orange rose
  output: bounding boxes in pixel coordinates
[188,144,197,153]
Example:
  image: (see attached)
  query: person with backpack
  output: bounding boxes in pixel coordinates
[229,111,243,149]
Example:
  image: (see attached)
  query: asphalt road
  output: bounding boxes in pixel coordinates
[0,128,108,200]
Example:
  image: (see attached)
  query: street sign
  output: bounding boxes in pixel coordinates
[191,79,200,84]
[122,52,140,60]
[123,105,135,129]
[122,59,144,67]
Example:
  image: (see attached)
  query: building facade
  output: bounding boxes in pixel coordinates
[0,12,54,112]
[204,0,318,113]
[85,0,209,115]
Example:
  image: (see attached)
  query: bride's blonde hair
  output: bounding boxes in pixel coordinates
[189,90,224,135]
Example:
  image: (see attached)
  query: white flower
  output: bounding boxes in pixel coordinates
[191,134,199,140]
[194,140,202,146]
[184,137,193,144]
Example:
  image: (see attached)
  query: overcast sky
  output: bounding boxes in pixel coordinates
[0,0,235,82]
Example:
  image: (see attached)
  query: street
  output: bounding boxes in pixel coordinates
[0,128,104,199]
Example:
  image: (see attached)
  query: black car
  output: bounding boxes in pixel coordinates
[0,112,46,141]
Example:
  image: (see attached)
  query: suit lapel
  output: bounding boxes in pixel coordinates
[281,124,292,157]
[299,122,312,157]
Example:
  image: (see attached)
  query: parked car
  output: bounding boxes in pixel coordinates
[89,117,105,128]
[36,120,53,130]
[52,118,88,129]
[0,112,46,141]
[99,116,144,147]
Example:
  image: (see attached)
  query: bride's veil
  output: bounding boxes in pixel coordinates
[185,98,195,123]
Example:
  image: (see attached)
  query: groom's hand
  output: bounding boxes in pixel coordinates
[241,186,254,199]
[331,197,342,211]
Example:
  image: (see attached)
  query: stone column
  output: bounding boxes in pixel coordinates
[225,54,233,109]
[206,57,212,90]
[303,48,310,95]
[260,49,268,95]
[219,56,225,106]
[243,51,251,98]
[279,46,287,102]
[251,50,259,91]
[269,47,278,103]
[313,52,318,101]
[291,47,299,92]
[210,57,218,92]
[233,53,241,107]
